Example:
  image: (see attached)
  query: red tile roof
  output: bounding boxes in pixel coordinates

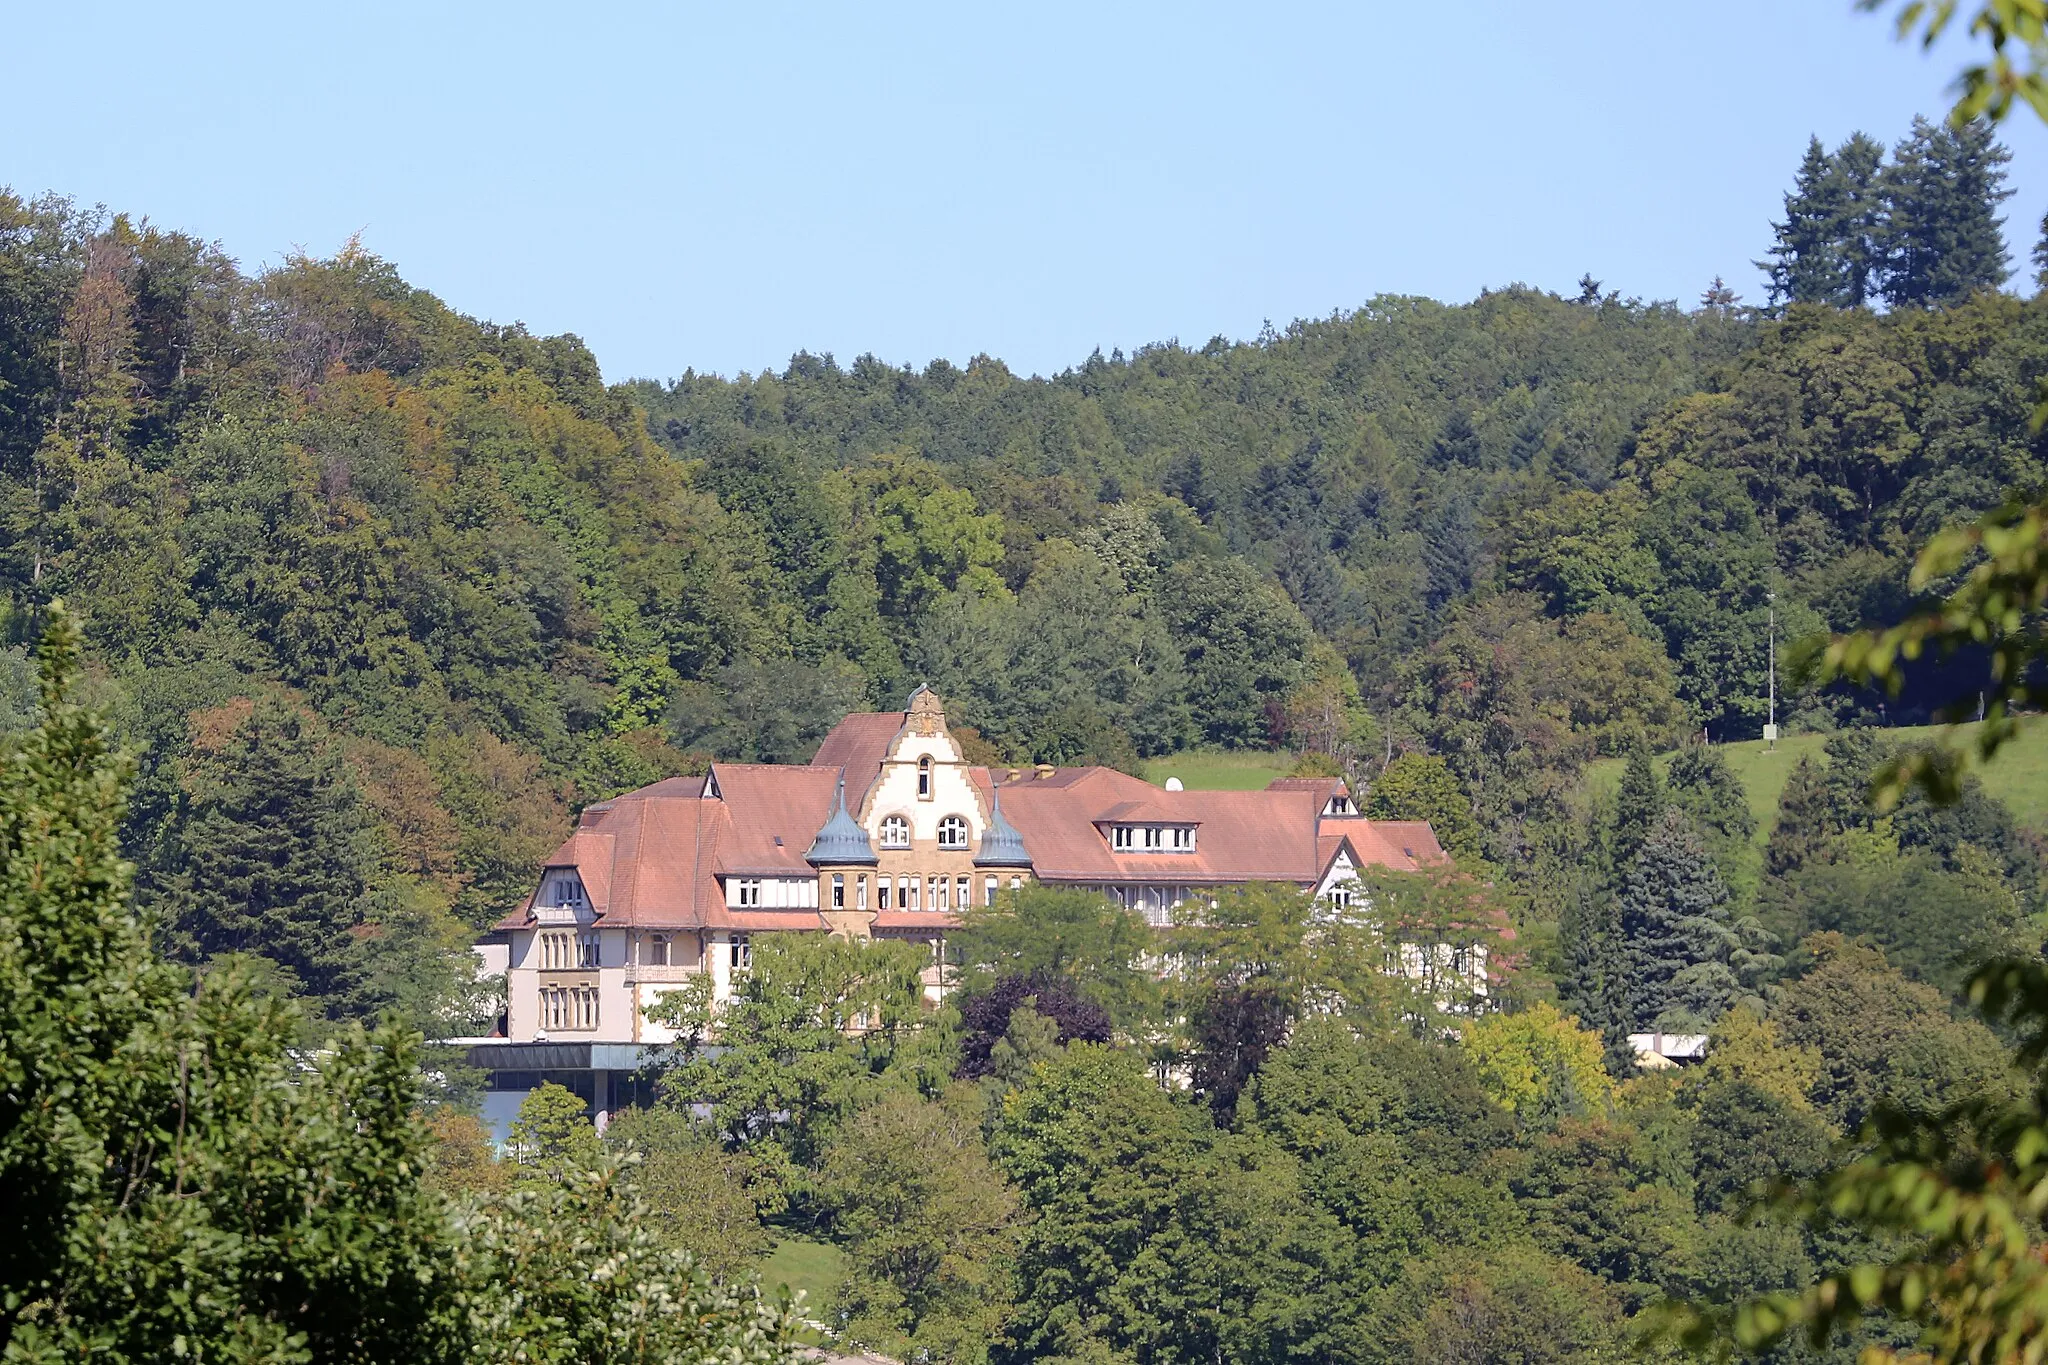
[810,711,906,808]
[493,712,1449,933]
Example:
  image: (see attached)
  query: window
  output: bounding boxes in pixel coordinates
[576,932,600,968]
[878,878,892,910]
[1170,826,1195,851]
[736,878,762,907]
[955,876,969,909]
[906,876,920,911]
[541,985,599,1032]
[857,874,869,910]
[832,873,845,908]
[1112,826,1134,851]
[880,814,910,849]
[1326,794,1354,816]
[729,934,751,970]
[1009,876,1023,891]
[917,756,933,800]
[935,876,949,911]
[544,873,585,910]
[1142,826,1163,851]
[646,934,669,967]
[937,814,968,849]
[538,930,572,969]
[984,875,997,907]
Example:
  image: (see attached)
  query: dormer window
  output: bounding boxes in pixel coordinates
[1110,824,1196,853]
[917,756,933,800]
[1325,793,1355,816]
[880,814,910,848]
[937,814,969,850]
[543,872,586,910]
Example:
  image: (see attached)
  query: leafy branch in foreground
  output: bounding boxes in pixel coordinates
[1862,0,2048,125]
[1810,494,2048,808]
[1656,956,2048,1363]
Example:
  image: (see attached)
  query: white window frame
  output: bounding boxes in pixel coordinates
[937,814,969,850]
[879,814,910,849]
[917,757,933,800]
[1112,826,1134,851]
[730,934,751,970]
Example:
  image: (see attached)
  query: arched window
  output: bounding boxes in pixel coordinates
[937,814,969,849]
[880,814,910,848]
[917,756,933,799]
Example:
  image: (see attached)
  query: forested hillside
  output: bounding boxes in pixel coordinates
[1,115,2044,1031]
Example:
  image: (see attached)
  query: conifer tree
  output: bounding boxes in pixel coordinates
[162,694,382,1016]
[1619,808,1739,1030]
[1762,136,1853,307]
[1764,754,1831,880]
[1880,115,2013,307]
[2034,207,2048,291]
[1612,746,1664,872]
[1832,131,1889,306]
[1761,132,1888,308]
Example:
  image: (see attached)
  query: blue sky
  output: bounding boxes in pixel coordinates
[10,2,2047,381]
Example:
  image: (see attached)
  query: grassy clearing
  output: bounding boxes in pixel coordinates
[1584,721,2048,834]
[756,1236,846,1325]
[1141,749,1295,791]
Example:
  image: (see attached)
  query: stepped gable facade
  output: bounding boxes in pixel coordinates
[488,687,1445,1049]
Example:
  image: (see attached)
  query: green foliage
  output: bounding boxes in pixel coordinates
[651,932,932,1194]
[508,1081,602,1176]
[1617,808,1741,1031]
[950,885,1161,1035]
[602,1106,771,1281]
[1464,1001,1615,1124]
[821,1085,1020,1363]
[1363,751,1482,862]
[0,606,794,1364]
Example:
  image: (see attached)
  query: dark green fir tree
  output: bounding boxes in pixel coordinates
[1763,754,1831,880]
[1881,115,2013,308]
[1761,135,1853,307]
[1619,808,1739,1030]
[1612,746,1664,873]
[161,695,381,1016]
[2033,206,2048,291]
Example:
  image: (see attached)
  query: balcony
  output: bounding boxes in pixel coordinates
[623,963,706,985]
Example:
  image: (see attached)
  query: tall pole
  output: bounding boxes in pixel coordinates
[1767,592,1777,751]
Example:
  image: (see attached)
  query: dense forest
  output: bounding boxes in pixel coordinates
[4,113,2042,1031]
[7,108,2048,1360]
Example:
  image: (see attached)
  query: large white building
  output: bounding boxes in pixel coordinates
[466,688,1449,1131]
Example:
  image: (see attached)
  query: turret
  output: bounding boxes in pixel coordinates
[806,771,878,866]
[973,786,1033,869]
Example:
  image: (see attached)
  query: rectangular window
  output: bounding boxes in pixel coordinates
[907,876,920,911]
[956,876,969,910]
[577,932,600,968]
[737,879,762,907]
[832,874,845,909]
[878,878,891,910]
[1112,826,1133,851]
[1143,826,1163,851]
[1171,826,1194,851]
[1009,876,1023,891]
[730,934,751,970]
[984,875,997,907]
[646,934,669,966]
[857,874,869,910]
[935,876,949,911]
